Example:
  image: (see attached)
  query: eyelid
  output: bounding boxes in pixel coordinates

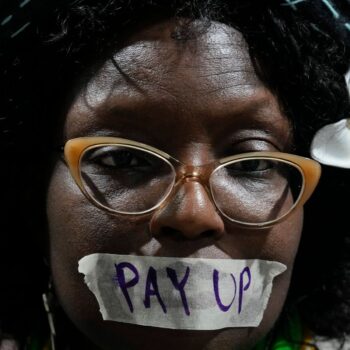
[226,138,282,154]
[84,145,160,167]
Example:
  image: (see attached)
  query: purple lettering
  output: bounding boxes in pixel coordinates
[213,269,237,312]
[166,267,191,316]
[143,266,167,313]
[115,262,139,313]
[238,267,251,314]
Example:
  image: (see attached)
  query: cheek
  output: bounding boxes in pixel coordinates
[253,209,304,334]
[219,208,303,267]
[46,162,151,326]
[47,163,151,253]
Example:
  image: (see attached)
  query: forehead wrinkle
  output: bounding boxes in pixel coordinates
[76,62,263,125]
[69,20,269,129]
[76,23,258,109]
[81,63,257,111]
[105,54,258,102]
[104,21,255,89]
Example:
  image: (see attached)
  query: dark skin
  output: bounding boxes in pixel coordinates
[47,20,303,350]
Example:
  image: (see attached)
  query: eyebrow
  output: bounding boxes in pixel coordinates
[93,88,284,123]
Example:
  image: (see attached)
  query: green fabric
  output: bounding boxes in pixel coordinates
[27,336,43,350]
[25,314,49,350]
[253,312,303,350]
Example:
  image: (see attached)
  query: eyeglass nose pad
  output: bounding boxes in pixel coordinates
[149,175,225,240]
[183,173,201,182]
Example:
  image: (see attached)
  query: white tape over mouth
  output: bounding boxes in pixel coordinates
[78,254,286,330]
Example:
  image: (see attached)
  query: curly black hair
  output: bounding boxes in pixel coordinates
[1,0,350,348]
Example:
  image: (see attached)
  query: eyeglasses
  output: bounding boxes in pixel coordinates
[64,137,321,228]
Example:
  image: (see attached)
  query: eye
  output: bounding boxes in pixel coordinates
[228,159,274,172]
[87,147,152,170]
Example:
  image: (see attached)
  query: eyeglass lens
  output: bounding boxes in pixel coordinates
[210,159,303,224]
[80,145,175,213]
[79,145,303,223]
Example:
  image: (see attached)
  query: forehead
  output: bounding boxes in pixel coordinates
[66,20,289,149]
[71,20,263,113]
[102,22,255,93]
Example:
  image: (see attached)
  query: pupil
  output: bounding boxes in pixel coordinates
[112,151,132,166]
[242,160,260,171]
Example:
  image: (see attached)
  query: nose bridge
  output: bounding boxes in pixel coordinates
[178,162,215,185]
[173,140,217,181]
[149,162,225,239]
[178,170,211,199]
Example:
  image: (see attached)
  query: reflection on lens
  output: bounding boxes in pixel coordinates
[210,158,303,224]
[80,145,175,213]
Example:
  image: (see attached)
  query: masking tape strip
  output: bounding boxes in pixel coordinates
[78,254,286,330]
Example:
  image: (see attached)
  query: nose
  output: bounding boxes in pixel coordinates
[149,180,225,240]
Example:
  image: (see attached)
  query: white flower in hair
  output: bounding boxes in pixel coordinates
[310,69,350,168]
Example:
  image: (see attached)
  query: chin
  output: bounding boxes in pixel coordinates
[80,322,267,350]
[70,288,287,350]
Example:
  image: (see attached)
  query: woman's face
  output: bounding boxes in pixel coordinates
[47,20,303,350]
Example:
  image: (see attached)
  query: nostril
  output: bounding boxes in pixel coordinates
[201,229,224,240]
[160,226,184,241]
[159,227,219,240]
[162,226,178,235]
[201,230,216,238]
